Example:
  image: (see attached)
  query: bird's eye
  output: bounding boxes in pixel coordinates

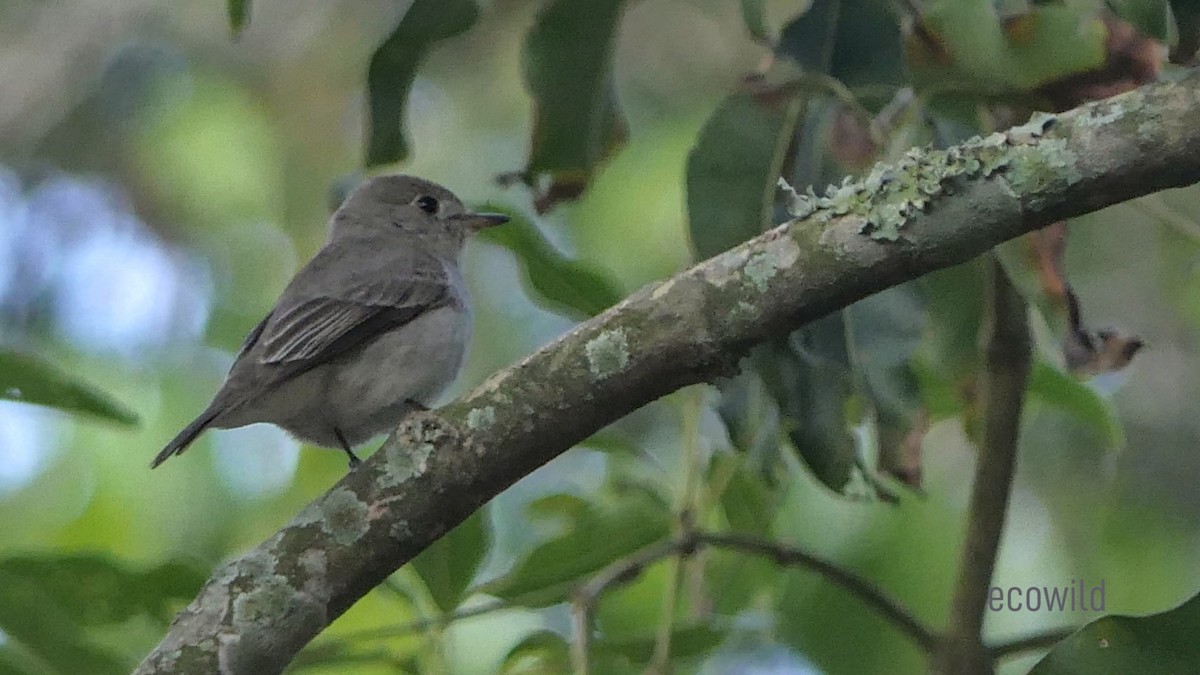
[415,195,439,215]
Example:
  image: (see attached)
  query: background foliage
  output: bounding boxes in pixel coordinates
[2,0,1200,673]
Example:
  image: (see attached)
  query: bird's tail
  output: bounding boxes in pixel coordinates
[151,409,219,469]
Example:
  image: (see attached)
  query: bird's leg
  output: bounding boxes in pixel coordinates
[334,427,362,468]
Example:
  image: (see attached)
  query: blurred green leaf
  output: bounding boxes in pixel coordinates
[0,556,205,675]
[718,454,779,536]
[909,3,1107,94]
[686,90,805,260]
[777,0,906,92]
[1027,361,1125,447]
[595,623,724,662]
[0,350,138,426]
[741,0,770,42]
[715,365,783,467]
[227,0,250,37]
[914,260,987,434]
[411,509,490,613]
[366,0,479,166]
[758,284,926,495]
[476,493,671,606]
[500,630,571,674]
[521,0,629,209]
[1030,590,1200,674]
[479,210,623,317]
[1108,0,1173,41]
[763,329,856,493]
[1172,0,1200,62]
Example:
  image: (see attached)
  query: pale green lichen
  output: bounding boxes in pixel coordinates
[316,487,370,546]
[384,438,434,484]
[1076,104,1123,129]
[1008,111,1057,143]
[744,252,780,291]
[231,549,276,580]
[585,328,629,379]
[779,110,1077,244]
[466,406,496,430]
[783,130,1017,243]
[232,574,294,627]
[1006,138,1082,204]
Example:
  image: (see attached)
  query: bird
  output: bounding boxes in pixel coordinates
[152,174,508,469]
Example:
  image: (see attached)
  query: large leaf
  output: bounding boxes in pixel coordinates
[1026,361,1124,447]
[686,89,805,260]
[365,0,480,166]
[1030,590,1200,674]
[0,556,205,675]
[906,2,1108,94]
[762,325,856,493]
[475,493,671,606]
[0,349,138,425]
[760,285,926,495]
[1172,0,1200,63]
[479,210,623,318]
[776,0,907,93]
[521,0,629,210]
[1108,0,1174,41]
[411,508,491,613]
[500,630,571,674]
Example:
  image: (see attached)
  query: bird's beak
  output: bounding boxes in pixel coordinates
[458,212,510,231]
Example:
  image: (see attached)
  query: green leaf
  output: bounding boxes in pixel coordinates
[521,0,629,208]
[1108,0,1173,41]
[365,0,480,167]
[909,2,1107,94]
[762,329,856,493]
[686,90,805,260]
[500,630,571,675]
[758,284,926,495]
[1030,590,1200,674]
[777,0,907,91]
[1171,0,1200,63]
[740,0,770,41]
[227,0,250,37]
[0,556,205,675]
[411,508,491,613]
[476,493,671,606]
[718,455,779,536]
[0,350,138,425]
[479,210,623,318]
[1027,361,1125,447]
[594,623,724,662]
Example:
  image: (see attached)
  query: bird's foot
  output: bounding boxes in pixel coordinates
[334,426,362,470]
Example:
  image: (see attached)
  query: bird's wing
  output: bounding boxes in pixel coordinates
[256,275,452,370]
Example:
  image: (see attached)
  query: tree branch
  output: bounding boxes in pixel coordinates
[932,258,1032,675]
[136,72,1200,674]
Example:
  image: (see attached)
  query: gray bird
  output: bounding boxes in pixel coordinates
[152,175,507,468]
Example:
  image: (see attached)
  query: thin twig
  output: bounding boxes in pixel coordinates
[571,539,685,674]
[303,598,509,649]
[693,532,938,652]
[989,627,1079,658]
[933,258,1032,675]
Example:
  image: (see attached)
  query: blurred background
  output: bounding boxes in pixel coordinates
[2,0,1200,673]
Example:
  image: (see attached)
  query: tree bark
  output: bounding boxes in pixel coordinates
[136,71,1200,674]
